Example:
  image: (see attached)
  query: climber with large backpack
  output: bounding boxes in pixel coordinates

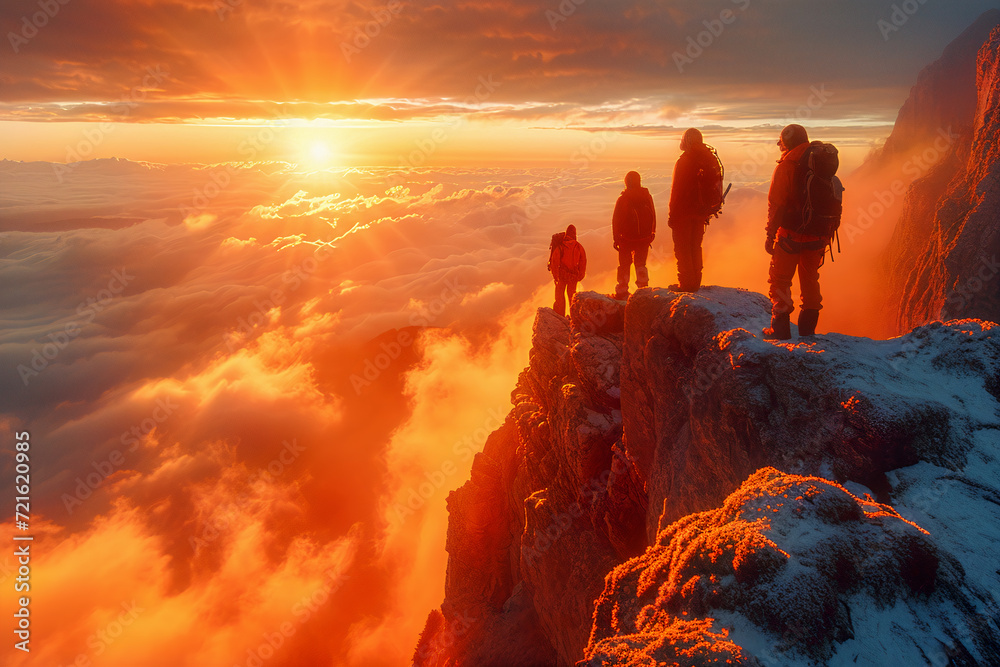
[762,124,845,340]
[612,171,657,299]
[548,224,588,318]
[668,128,727,292]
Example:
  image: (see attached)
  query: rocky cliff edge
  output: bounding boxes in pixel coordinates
[415,287,1000,665]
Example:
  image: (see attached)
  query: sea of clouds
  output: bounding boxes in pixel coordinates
[0,152,898,665]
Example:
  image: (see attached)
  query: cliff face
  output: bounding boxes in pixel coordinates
[416,287,1000,665]
[414,294,644,666]
[883,21,1000,331]
[875,10,999,163]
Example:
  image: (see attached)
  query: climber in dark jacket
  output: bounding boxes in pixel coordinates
[549,224,587,318]
[668,128,719,292]
[612,171,656,299]
[763,123,825,340]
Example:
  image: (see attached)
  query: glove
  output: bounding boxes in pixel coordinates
[765,236,775,255]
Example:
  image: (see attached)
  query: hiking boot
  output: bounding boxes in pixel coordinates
[798,309,819,337]
[763,313,791,340]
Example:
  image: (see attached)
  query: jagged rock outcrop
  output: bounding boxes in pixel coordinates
[883,20,1000,332]
[417,287,1000,665]
[414,293,646,666]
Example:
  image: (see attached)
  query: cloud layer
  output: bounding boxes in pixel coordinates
[0,117,956,665]
[0,158,624,665]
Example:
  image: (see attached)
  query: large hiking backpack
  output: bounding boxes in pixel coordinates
[695,145,725,218]
[794,142,844,238]
[548,232,584,281]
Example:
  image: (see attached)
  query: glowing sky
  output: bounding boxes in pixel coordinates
[2,0,999,164]
[2,3,999,666]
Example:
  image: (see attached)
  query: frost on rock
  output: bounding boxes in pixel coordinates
[581,468,998,666]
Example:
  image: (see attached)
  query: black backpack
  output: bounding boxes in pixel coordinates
[695,145,725,218]
[794,142,844,238]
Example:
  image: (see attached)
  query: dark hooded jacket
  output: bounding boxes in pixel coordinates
[612,186,656,245]
[668,144,718,226]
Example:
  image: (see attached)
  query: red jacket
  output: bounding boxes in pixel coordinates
[612,187,656,245]
[767,143,824,241]
[551,238,587,283]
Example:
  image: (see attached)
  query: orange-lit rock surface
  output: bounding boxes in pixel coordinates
[416,286,1000,665]
[581,469,955,665]
[884,20,1000,331]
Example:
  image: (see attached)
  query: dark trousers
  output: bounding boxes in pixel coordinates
[768,245,824,316]
[671,222,706,291]
[554,280,578,318]
[615,242,650,297]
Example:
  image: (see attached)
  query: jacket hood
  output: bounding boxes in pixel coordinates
[779,142,811,164]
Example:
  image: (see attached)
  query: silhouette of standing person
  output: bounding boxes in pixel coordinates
[764,123,838,339]
[548,224,587,318]
[668,128,725,292]
[612,171,656,299]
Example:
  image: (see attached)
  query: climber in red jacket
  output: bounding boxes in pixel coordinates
[764,124,826,340]
[549,224,587,318]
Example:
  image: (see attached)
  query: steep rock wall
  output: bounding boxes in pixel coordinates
[884,23,1000,331]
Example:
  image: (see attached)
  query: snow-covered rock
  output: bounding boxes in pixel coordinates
[416,286,1000,665]
[582,468,997,666]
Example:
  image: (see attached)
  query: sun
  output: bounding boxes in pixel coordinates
[304,141,336,167]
